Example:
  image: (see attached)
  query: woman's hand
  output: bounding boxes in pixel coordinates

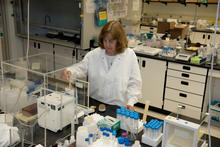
[62,70,72,81]
[126,105,135,111]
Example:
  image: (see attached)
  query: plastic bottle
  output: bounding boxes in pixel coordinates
[63,140,69,147]
[129,113,134,133]
[69,135,75,144]
[134,112,139,134]
[89,133,94,144]
[132,140,141,147]
[125,110,130,131]
[118,137,124,147]
[124,141,131,147]
[85,138,89,146]
[206,44,212,62]
[76,126,89,147]
[121,110,126,129]
[116,109,121,120]
[111,130,117,146]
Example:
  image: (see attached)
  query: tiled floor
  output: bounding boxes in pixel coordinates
[134,106,220,140]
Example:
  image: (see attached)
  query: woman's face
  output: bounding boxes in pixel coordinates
[103,33,117,56]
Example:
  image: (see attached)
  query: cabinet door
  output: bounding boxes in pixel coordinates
[139,57,167,108]
[24,39,53,56]
[205,33,213,45]
[190,32,206,44]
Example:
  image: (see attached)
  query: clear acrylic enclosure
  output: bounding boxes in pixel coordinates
[162,113,208,147]
[0,53,89,146]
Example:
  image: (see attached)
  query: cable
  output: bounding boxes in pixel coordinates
[208,1,220,147]
[26,0,30,59]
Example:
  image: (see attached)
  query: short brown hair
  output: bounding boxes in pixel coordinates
[98,21,128,54]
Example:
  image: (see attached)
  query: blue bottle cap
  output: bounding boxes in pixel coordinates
[113,130,117,136]
[125,141,131,146]
[100,127,104,132]
[121,110,125,115]
[126,112,130,117]
[89,133,93,137]
[134,112,139,117]
[124,137,130,143]
[85,138,89,142]
[106,133,110,137]
[116,109,121,114]
[134,114,139,120]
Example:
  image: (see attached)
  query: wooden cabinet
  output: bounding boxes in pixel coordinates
[138,57,167,108]
[164,62,208,119]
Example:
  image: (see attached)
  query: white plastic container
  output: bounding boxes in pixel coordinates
[76,126,89,147]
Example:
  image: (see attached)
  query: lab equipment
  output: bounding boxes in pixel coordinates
[118,107,144,134]
[162,115,207,147]
[175,53,193,61]
[141,119,163,147]
[76,126,89,147]
[97,115,120,131]
[134,45,162,56]
[37,92,75,132]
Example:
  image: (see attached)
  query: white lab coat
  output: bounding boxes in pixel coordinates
[67,47,142,106]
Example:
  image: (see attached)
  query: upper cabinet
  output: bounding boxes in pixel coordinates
[14,0,82,47]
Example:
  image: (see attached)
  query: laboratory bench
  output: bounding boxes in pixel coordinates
[13,98,220,147]
[13,98,160,147]
[135,51,220,121]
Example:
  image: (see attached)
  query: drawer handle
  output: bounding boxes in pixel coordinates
[181,81,189,86]
[183,66,190,70]
[181,73,189,78]
[142,60,146,68]
[178,105,185,109]
[208,35,210,40]
[179,93,187,98]
[34,42,36,48]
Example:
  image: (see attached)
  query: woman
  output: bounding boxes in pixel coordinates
[63,21,142,111]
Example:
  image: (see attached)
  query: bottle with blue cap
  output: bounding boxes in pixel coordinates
[124,141,131,147]
[121,109,126,130]
[89,133,94,144]
[118,137,124,147]
[134,112,139,134]
[85,138,89,146]
[116,108,121,120]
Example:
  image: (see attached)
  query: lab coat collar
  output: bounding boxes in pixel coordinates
[100,48,127,61]
[100,48,127,72]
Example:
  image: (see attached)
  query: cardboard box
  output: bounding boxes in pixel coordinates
[170,25,188,39]
[157,22,175,34]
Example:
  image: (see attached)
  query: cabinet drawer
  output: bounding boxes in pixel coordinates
[165,88,203,108]
[164,99,201,119]
[166,76,205,95]
[168,62,207,75]
[167,69,206,83]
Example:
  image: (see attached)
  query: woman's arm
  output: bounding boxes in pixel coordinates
[126,52,142,109]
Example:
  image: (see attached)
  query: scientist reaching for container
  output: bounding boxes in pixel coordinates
[63,21,142,111]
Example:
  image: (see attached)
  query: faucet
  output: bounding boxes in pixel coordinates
[45,15,51,25]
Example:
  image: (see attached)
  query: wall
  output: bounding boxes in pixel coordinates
[4,0,23,59]
[143,3,217,23]
[81,0,143,49]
